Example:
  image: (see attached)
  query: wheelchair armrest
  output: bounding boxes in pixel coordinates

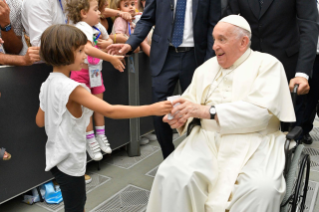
[286,126,303,140]
[186,118,201,136]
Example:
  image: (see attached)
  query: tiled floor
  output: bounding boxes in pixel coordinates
[1,126,319,212]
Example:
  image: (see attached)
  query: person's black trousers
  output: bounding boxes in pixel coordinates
[152,48,197,159]
[295,55,319,136]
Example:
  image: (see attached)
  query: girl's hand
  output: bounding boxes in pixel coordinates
[110,55,125,72]
[0,38,3,44]
[151,101,173,116]
[97,38,113,51]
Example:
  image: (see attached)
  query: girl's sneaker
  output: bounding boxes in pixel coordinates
[96,135,112,154]
[86,138,103,161]
[140,137,150,145]
[85,174,92,184]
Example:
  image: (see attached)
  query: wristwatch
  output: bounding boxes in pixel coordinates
[209,106,216,120]
[0,23,11,32]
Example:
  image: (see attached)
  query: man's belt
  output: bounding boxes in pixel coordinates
[169,46,194,53]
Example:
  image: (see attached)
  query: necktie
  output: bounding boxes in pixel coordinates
[259,0,263,8]
[171,0,187,47]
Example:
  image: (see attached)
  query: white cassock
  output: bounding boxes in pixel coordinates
[146,49,296,212]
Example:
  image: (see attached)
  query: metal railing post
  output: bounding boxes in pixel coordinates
[127,54,141,156]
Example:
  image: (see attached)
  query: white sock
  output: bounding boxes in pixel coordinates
[95,126,105,137]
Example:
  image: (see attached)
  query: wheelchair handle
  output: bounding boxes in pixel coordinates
[291,84,299,110]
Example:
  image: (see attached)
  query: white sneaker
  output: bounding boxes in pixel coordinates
[96,135,112,154]
[144,133,157,141]
[86,138,103,161]
[140,137,150,145]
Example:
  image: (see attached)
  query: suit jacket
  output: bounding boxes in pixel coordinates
[126,0,221,77]
[226,0,318,81]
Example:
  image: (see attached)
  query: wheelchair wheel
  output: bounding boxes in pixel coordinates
[289,154,311,212]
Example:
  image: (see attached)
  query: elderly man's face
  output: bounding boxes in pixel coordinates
[212,22,246,69]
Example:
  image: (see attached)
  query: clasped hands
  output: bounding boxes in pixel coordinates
[163,98,215,129]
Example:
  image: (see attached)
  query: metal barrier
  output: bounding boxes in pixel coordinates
[0,52,153,204]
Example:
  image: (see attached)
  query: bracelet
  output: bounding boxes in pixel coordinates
[114,34,117,43]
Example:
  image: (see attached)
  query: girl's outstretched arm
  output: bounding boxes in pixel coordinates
[36,107,45,127]
[70,86,172,119]
[84,42,125,72]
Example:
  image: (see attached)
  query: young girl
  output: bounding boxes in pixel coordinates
[111,0,150,55]
[97,0,131,44]
[66,0,124,161]
[36,24,172,212]
[111,0,136,38]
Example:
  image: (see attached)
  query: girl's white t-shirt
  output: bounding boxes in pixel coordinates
[39,72,93,176]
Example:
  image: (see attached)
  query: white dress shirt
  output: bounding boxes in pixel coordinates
[22,0,66,46]
[173,0,194,47]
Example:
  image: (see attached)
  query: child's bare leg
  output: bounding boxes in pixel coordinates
[86,117,94,132]
[94,93,112,154]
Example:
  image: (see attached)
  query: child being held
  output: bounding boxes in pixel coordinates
[66,0,124,161]
[111,0,150,55]
[111,0,136,38]
[36,24,172,212]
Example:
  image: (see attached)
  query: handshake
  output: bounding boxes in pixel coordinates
[153,95,211,129]
[163,95,202,129]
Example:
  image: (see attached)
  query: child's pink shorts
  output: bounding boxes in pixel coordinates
[70,68,105,95]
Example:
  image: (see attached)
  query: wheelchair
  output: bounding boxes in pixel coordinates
[186,85,311,212]
[280,85,311,212]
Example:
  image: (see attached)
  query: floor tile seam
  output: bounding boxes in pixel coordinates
[145,165,159,178]
[86,178,112,194]
[105,148,161,170]
[34,203,59,212]
[89,167,156,181]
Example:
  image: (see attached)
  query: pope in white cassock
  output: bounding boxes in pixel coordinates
[146,15,297,212]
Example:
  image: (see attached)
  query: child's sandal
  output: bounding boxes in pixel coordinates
[1,147,11,161]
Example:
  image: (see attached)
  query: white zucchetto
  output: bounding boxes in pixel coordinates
[219,15,251,33]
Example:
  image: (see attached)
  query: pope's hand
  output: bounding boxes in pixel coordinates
[107,44,132,55]
[171,98,202,119]
[163,114,187,129]
[289,77,310,95]
[163,98,202,129]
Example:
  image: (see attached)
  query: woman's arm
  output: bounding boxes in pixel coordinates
[102,8,133,21]
[140,39,150,56]
[36,107,45,127]
[70,86,172,119]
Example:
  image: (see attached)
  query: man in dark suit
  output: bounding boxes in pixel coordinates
[108,0,221,158]
[225,0,319,139]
